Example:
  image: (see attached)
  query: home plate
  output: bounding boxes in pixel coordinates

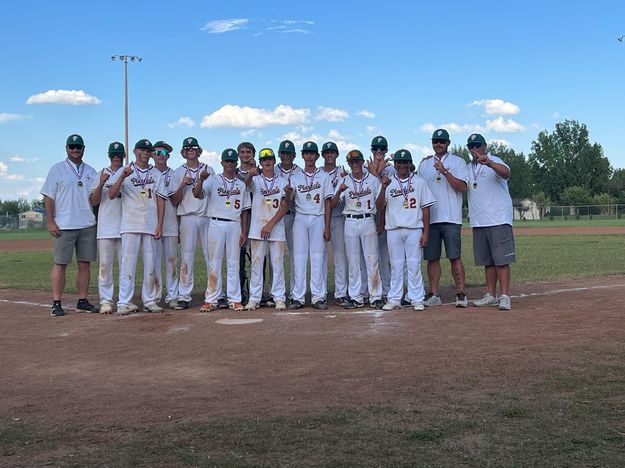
[215,318,264,325]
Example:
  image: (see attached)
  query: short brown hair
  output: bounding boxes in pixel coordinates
[237,142,256,154]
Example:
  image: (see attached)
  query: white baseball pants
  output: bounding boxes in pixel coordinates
[97,238,121,305]
[249,239,286,302]
[292,213,327,304]
[155,235,179,302]
[386,228,425,305]
[283,211,295,297]
[344,217,382,303]
[206,219,241,304]
[322,215,348,299]
[177,215,210,302]
[118,233,158,307]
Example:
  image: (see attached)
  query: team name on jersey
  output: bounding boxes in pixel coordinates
[390,186,415,198]
[348,187,372,199]
[260,186,282,197]
[130,176,156,187]
[297,182,321,193]
[217,187,242,196]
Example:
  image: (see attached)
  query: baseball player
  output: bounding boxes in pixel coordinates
[417,129,470,308]
[276,140,303,299]
[107,139,165,315]
[41,134,99,316]
[321,141,349,305]
[89,141,125,314]
[285,141,333,310]
[331,150,383,309]
[376,149,436,311]
[193,148,251,311]
[465,133,516,311]
[152,141,180,309]
[168,137,215,310]
[236,142,257,305]
[243,148,289,310]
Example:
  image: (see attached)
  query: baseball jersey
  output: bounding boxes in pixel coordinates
[108,163,164,235]
[466,154,513,227]
[202,173,251,221]
[89,166,122,239]
[169,163,215,216]
[365,161,396,178]
[339,172,382,216]
[290,168,333,216]
[324,166,345,217]
[248,174,288,241]
[418,153,469,225]
[276,163,303,213]
[384,174,436,230]
[41,159,97,229]
[156,167,178,237]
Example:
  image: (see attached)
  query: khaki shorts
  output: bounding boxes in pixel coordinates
[54,225,97,264]
[472,224,516,266]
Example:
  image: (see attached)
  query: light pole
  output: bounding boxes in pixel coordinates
[111,54,142,164]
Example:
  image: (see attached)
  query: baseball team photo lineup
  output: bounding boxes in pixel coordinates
[42,130,515,316]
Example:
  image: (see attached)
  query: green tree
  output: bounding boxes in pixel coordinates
[31,198,45,211]
[608,168,625,202]
[488,144,533,199]
[561,186,592,214]
[528,120,612,200]
[450,145,470,162]
[532,191,552,218]
[0,199,20,216]
[592,193,616,215]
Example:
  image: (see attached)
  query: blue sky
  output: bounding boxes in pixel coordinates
[2,0,625,201]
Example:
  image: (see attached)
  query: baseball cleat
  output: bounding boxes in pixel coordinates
[382,302,401,311]
[335,296,349,306]
[455,293,469,308]
[413,303,425,311]
[217,298,229,309]
[144,303,163,313]
[344,299,364,309]
[274,299,287,310]
[177,300,189,310]
[229,302,245,311]
[313,300,328,310]
[115,304,138,316]
[99,302,114,314]
[287,300,303,310]
[244,300,260,310]
[200,303,217,312]
[370,299,384,310]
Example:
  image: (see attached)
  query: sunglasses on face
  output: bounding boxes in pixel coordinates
[467,143,483,149]
[183,146,200,151]
[153,149,169,157]
[394,160,410,165]
[68,145,83,150]
[372,147,387,152]
[432,139,449,144]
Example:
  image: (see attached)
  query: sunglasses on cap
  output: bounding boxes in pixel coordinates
[259,149,275,158]
[372,146,387,152]
[68,144,83,150]
[432,139,449,144]
[153,149,169,157]
[467,143,483,149]
[183,145,200,150]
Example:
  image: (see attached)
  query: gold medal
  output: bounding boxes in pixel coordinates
[77,181,83,187]
[403,200,409,209]
[265,198,272,205]
[225,200,231,208]
[356,201,362,208]
[472,182,478,189]
[306,193,312,201]
[140,189,147,197]
[436,176,441,182]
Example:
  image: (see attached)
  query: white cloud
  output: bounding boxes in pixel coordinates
[403,144,432,158]
[284,29,309,34]
[26,89,101,105]
[365,125,379,133]
[241,129,263,138]
[199,150,221,167]
[200,104,310,128]
[0,162,24,181]
[279,130,360,156]
[468,99,520,115]
[9,155,39,163]
[357,110,375,119]
[0,112,29,123]
[5,174,24,181]
[168,117,196,128]
[200,19,248,34]
[0,161,7,175]
[420,122,484,135]
[315,106,349,122]
[485,116,525,133]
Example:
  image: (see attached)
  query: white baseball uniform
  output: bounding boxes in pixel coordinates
[108,164,164,308]
[276,163,304,297]
[89,166,122,306]
[201,174,251,304]
[383,173,436,306]
[154,167,179,303]
[290,168,333,304]
[321,166,348,300]
[169,163,215,302]
[338,171,383,303]
[247,173,288,303]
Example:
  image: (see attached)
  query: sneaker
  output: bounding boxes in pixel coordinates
[177,300,189,310]
[167,300,180,310]
[115,303,138,316]
[344,299,364,309]
[288,300,303,310]
[51,302,65,317]
[400,298,411,307]
[275,299,287,310]
[370,299,384,309]
[313,300,328,310]
[230,302,245,311]
[217,297,229,309]
[264,296,276,307]
[200,303,217,312]
[144,303,163,313]
[473,293,500,307]
[498,295,512,311]
[423,293,442,307]
[382,302,401,311]
[99,302,114,314]
[77,298,99,313]
[413,303,425,311]
[335,296,349,306]
[245,300,259,310]
[455,292,469,308]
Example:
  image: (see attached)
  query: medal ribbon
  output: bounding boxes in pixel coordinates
[66,159,84,184]
[261,174,276,196]
[434,153,448,176]
[220,174,235,200]
[305,169,317,192]
[395,174,412,202]
[133,163,152,192]
[470,162,484,185]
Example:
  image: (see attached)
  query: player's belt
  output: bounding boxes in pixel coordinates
[211,217,235,222]
[345,213,373,219]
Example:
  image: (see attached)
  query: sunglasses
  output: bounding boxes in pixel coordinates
[467,143,483,149]
[432,139,449,144]
[183,145,200,151]
[394,160,411,165]
[259,149,275,158]
[153,149,169,157]
[372,147,387,152]
[68,145,83,150]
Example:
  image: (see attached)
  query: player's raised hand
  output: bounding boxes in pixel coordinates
[381,175,391,187]
[478,153,491,165]
[199,169,210,180]
[339,182,347,192]
[284,183,293,196]
[367,157,378,176]
[249,166,259,177]
[122,165,133,178]
[99,170,110,185]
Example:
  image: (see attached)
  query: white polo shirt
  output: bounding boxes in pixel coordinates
[384,173,436,230]
[41,159,97,230]
[466,154,513,227]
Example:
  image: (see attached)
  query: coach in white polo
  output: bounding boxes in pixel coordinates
[418,129,470,308]
[41,134,99,317]
[465,133,516,311]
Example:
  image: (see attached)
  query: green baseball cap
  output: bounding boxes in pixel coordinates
[66,134,84,146]
[371,135,388,148]
[221,148,238,162]
[467,133,487,145]
[108,141,125,156]
[182,136,200,148]
[301,141,319,153]
[346,149,364,161]
[432,129,450,141]
[393,149,413,162]
[134,139,153,150]
[259,148,276,160]
[279,140,296,153]
[321,141,339,153]
[153,140,173,153]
